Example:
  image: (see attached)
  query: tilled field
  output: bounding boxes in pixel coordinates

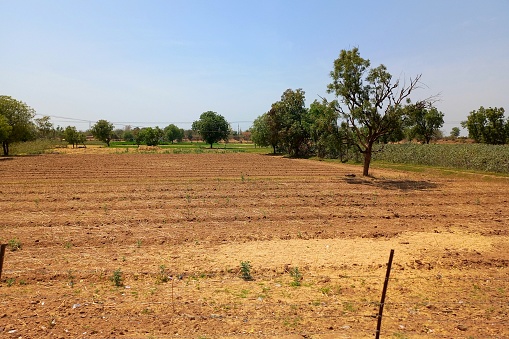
[0,152,508,338]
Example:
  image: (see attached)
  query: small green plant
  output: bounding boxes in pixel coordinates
[6,278,16,287]
[111,269,123,287]
[157,265,170,283]
[240,261,253,281]
[136,239,142,248]
[67,269,75,287]
[64,241,73,249]
[8,238,22,251]
[289,267,302,287]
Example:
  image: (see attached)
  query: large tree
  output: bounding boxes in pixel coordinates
[327,48,423,176]
[406,105,444,144]
[192,111,230,148]
[272,89,310,157]
[307,99,346,159]
[0,95,36,156]
[90,119,114,146]
[164,124,184,143]
[461,106,507,144]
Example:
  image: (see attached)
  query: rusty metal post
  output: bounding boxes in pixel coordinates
[375,249,395,339]
[0,244,6,280]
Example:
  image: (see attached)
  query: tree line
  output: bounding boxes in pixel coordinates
[2,48,508,175]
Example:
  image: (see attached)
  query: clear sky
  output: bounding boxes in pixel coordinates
[1,1,508,134]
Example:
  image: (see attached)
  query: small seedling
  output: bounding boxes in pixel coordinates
[68,269,75,287]
[240,261,253,281]
[157,265,170,283]
[136,239,142,248]
[111,269,123,287]
[8,238,22,251]
[289,267,302,287]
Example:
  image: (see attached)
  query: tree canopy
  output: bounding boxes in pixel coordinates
[406,105,444,144]
[0,95,36,156]
[90,119,114,146]
[461,106,507,144]
[192,111,230,148]
[327,48,423,176]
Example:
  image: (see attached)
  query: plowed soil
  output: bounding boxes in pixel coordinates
[1,151,508,339]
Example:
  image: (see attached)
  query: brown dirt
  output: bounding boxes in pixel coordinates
[0,152,508,338]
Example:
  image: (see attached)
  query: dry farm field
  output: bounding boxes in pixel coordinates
[1,151,508,339]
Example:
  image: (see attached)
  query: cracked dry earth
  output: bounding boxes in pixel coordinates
[0,152,508,339]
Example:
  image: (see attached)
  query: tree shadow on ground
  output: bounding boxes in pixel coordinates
[343,176,438,191]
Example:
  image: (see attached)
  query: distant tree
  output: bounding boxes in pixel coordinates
[192,111,230,148]
[272,89,310,157]
[327,48,424,176]
[450,127,461,139]
[307,99,345,159]
[64,126,86,148]
[185,129,194,142]
[140,126,164,146]
[0,95,36,156]
[90,119,114,146]
[461,106,507,144]
[34,116,54,139]
[164,124,184,143]
[406,105,444,144]
[251,113,274,152]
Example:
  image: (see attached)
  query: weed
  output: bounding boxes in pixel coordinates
[343,301,356,312]
[8,238,22,251]
[238,289,250,298]
[136,239,142,248]
[111,269,123,287]
[157,265,170,283]
[6,278,15,286]
[67,270,75,287]
[240,261,253,281]
[19,279,27,285]
[289,267,302,287]
[64,241,73,249]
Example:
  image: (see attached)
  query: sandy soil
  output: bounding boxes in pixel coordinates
[0,152,508,338]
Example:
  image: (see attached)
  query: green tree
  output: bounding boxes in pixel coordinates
[406,105,444,144]
[140,127,164,146]
[164,124,184,143]
[251,113,274,152]
[327,48,423,176]
[90,119,114,146]
[0,95,36,156]
[461,106,507,144]
[307,99,347,159]
[64,126,86,148]
[34,116,54,139]
[450,127,461,139]
[273,89,310,157]
[192,111,230,148]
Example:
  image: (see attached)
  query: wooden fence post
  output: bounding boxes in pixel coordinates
[375,249,394,339]
[0,244,7,280]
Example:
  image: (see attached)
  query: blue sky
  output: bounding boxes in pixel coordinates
[1,1,508,134]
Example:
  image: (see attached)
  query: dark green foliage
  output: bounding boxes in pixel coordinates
[192,111,230,148]
[461,106,508,144]
[405,105,445,144]
[140,126,164,146]
[64,126,86,148]
[240,261,253,281]
[0,95,36,156]
[164,124,184,143]
[90,119,114,146]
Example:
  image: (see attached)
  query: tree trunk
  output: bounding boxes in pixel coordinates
[3,141,9,156]
[362,145,373,176]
